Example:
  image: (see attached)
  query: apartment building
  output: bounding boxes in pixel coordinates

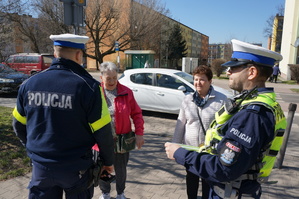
[208,42,262,65]
[280,0,299,80]
[208,43,232,64]
[0,13,34,61]
[271,14,284,53]
[85,0,209,69]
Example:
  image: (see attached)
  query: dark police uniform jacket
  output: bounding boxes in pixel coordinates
[174,88,277,198]
[12,58,114,171]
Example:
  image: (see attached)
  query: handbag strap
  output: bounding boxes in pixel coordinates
[196,107,206,136]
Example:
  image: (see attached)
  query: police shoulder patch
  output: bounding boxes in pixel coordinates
[246,104,261,113]
[219,141,241,166]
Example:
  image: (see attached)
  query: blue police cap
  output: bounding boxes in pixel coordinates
[222,39,283,68]
[49,33,89,49]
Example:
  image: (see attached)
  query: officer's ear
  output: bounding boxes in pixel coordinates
[53,46,60,58]
[247,66,258,81]
[54,51,58,58]
[75,50,83,64]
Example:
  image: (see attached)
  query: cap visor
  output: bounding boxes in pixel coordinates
[221,60,249,68]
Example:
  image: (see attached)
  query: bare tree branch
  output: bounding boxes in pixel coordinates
[85,0,168,69]
[263,4,284,38]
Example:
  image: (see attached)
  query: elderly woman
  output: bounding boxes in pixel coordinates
[172,65,228,199]
[94,62,144,199]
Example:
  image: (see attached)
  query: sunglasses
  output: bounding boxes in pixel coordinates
[227,65,249,73]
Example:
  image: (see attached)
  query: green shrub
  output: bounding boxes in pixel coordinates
[211,59,226,77]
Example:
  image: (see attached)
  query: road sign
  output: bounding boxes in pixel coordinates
[60,0,86,6]
[61,0,85,26]
[115,41,119,51]
[75,0,86,6]
[63,2,72,25]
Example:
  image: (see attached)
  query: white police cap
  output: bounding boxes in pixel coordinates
[49,33,89,49]
[222,39,283,68]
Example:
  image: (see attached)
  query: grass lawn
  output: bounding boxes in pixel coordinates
[290,88,299,93]
[0,106,31,181]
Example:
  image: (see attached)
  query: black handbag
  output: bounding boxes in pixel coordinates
[114,131,136,153]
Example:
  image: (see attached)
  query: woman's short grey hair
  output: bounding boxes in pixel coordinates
[100,62,118,75]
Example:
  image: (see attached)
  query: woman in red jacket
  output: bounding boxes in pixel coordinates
[94,62,144,199]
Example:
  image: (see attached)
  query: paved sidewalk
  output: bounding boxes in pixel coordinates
[0,79,298,199]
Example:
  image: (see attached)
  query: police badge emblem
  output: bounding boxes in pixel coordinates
[219,141,241,166]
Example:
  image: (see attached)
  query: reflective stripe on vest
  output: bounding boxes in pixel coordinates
[12,107,27,125]
[89,87,111,133]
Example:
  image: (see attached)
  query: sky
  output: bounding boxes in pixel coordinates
[161,0,285,47]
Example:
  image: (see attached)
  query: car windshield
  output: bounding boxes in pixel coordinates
[0,64,15,73]
[43,55,55,64]
[118,73,124,80]
[174,72,194,85]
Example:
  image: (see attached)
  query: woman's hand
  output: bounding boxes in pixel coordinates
[135,135,144,149]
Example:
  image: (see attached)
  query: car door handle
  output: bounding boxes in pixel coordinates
[131,88,138,92]
[156,92,164,96]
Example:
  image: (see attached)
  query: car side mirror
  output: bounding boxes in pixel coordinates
[178,85,186,92]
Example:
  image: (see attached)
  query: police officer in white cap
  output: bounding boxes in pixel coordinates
[165,39,287,198]
[12,33,114,199]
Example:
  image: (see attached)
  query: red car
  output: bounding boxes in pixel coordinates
[3,53,54,75]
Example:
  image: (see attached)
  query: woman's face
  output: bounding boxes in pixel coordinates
[100,70,118,91]
[193,73,212,97]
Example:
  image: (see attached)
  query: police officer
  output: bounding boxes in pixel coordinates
[12,33,114,199]
[165,39,287,199]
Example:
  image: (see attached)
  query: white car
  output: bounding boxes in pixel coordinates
[118,68,233,114]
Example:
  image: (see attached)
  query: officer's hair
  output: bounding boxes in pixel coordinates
[100,62,119,75]
[192,65,213,80]
[54,45,81,57]
[247,63,273,81]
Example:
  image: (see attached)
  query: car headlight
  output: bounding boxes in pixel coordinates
[0,78,14,83]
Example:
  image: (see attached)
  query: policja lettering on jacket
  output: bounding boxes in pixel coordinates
[28,91,73,109]
[230,127,252,143]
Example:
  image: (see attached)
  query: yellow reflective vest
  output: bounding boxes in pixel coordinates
[204,91,286,182]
